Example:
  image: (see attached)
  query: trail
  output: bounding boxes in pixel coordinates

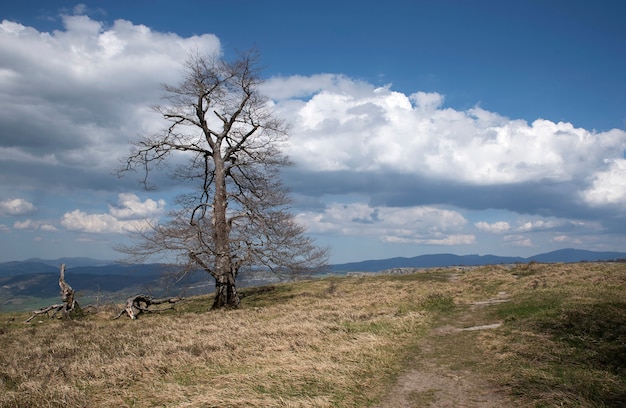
[375,292,513,408]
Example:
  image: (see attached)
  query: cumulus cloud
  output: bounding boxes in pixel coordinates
[475,221,511,233]
[13,219,56,231]
[61,193,165,233]
[297,203,473,246]
[276,78,626,185]
[504,235,533,247]
[0,13,220,192]
[262,74,354,100]
[61,210,127,233]
[0,198,36,215]
[581,158,626,208]
[108,193,166,219]
[476,218,589,235]
[270,75,626,198]
[552,235,582,245]
[263,73,626,254]
[517,220,569,232]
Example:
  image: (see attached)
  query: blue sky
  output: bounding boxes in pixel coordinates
[1,0,625,263]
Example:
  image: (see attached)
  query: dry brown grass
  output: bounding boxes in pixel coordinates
[474,262,626,407]
[0,273,449,407]
[1,262,624,407]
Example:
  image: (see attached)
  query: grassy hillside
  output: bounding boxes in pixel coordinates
[0,262,624,407]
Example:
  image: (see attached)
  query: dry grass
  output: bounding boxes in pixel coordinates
[1,262,624,407]
[476,262,626,407]
[0,273,448,407]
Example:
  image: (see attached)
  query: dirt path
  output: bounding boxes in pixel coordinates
[375,294,513,408]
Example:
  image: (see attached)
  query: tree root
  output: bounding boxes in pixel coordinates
[114,295,185,320]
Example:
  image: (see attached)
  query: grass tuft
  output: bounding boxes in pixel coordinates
[420,291,456,313]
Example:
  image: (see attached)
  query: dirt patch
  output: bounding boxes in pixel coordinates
[376,294,513,407]
[378,365,507,408]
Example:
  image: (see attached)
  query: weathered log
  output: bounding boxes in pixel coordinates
[114,295,184,320]
[25,264,81,323]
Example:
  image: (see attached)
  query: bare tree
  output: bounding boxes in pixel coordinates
[119,49,329,309]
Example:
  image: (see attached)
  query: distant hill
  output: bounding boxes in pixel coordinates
[0,258,118,277]
[0,260,58,276]
[524,248,626,263]
[330,248,626,272]
[0,259,277,311]
[2,248,625,311]
[24,257,115,268]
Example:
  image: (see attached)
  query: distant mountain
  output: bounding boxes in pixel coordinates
[25,257,116,268]
[0,261,58,276]
[330,248,626,272]
[526,248,626,263]
[0,259,118,277]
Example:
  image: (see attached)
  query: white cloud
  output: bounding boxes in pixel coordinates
[61,193,165,233]
[517,220,565,232]
[0,14,221,183]
[580,158,626,208]
[552,235,582,245]
[15,219,34,229]
[297,203,471,246]
[270,75,626,191]
[61,210,127,233]
[40,224,58,232]
[0,198,36,215]
[262,73,375,101]
[410,91,444,110]
[504,235,533,247]
[108,193,165,219]
[475,221,511,233]
[476,218,589,235]
[13,219,55,230]
[383,234,476,245]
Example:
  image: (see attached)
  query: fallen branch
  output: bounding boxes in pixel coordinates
[25,304,65,323]
[114,295,185,320]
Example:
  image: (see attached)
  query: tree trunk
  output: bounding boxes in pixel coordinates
[58,264,75,312]
[212,271,240,309]
[210,142,240,309]
[25,264,81,322]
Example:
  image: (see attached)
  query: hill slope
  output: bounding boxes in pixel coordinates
[2,248,625,311]
[1,262,624,407]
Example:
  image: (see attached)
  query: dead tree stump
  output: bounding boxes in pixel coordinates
[25,264,81,323]
[114,295,184,320]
